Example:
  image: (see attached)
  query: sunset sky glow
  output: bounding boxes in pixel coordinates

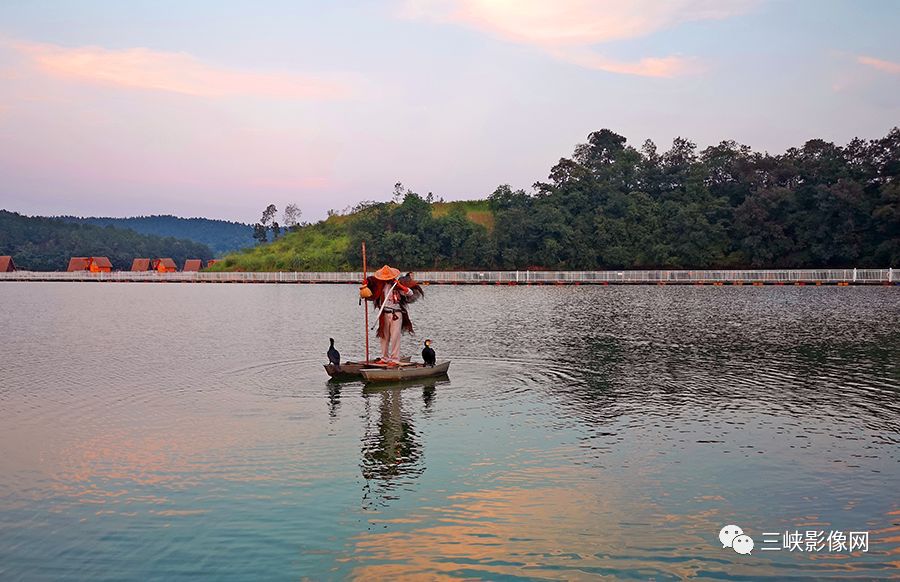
[1,0,898,222]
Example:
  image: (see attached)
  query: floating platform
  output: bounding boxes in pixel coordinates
[324,357,411,379]
[360,361,451,383]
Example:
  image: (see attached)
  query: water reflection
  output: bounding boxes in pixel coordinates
[422,382,436,409]
[360,386,424,509]
[326,382,341,419]
[350,477,703,581]
[1,284,898,580]
[355,377,449,509]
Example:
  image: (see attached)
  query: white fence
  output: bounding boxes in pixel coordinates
[0,268,895,284]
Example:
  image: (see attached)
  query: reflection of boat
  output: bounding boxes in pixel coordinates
[324,357,411,379]
[361,361,451,383]
[362,374,449,393]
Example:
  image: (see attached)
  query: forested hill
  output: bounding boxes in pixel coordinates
[0,211,214,271]
[211,127,899,272]
[57,215,253,256]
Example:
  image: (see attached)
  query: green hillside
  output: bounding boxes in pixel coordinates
[208,200,490,272]
[211,127,900,272]
[210,216,351,272]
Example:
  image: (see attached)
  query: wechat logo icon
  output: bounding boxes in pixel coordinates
[719,525,754,555]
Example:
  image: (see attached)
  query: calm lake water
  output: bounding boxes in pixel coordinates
[0,282,898,580]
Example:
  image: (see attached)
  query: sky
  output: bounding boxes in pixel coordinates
[0,0,898,223]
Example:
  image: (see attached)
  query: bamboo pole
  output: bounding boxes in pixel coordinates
[362,241,369,362]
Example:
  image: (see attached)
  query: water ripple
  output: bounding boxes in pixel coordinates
[0,283,897,580]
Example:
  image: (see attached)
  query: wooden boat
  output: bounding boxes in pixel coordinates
[362,374,449,393]
[324,357,411,379]
[360,361,450,383]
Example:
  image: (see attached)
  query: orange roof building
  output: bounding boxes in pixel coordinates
[152,258,178,272]
[90,257,112,272]
[67,257,91,271]
[182,259,202,272]
[207,259,219,267]
[131,258,152,271]
[67,257,112,272]
[0,256,15,272]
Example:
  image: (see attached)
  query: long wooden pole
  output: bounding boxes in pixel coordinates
[362,241,369,362]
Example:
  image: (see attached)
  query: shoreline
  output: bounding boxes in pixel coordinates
[0,268,895,285]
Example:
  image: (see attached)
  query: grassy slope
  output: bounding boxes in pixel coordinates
[208,200,491,272]
[431,199,494,230]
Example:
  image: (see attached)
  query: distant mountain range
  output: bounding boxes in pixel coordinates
[1,210,214,271]
[57,215,254,256]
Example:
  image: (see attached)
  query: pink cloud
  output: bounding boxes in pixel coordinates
[10,40,350,99]
[547,48,702,78]
[403,0,756,77]
[857,55,900,75]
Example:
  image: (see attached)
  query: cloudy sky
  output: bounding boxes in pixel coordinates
[1,0,898,223]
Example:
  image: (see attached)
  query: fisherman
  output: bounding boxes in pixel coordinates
[360,265,424,365]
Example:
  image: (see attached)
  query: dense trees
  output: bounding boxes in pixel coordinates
[488,128,899,269]
[1,211,214,270]
[346,188,493,269]
[340,128,898,270]
[58,215,253,255]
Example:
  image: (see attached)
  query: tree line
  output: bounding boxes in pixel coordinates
[58,214,254,255]
[345,128,899,270]
[0,211,214,271]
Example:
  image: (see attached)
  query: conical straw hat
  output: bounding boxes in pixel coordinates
[373,265,401,280]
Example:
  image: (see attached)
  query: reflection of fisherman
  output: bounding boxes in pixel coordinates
[360,265,424,365]
[360,387,424,509]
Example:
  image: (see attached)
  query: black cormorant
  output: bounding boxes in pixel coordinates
[422,339,436,367]
[327,338,341,370]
